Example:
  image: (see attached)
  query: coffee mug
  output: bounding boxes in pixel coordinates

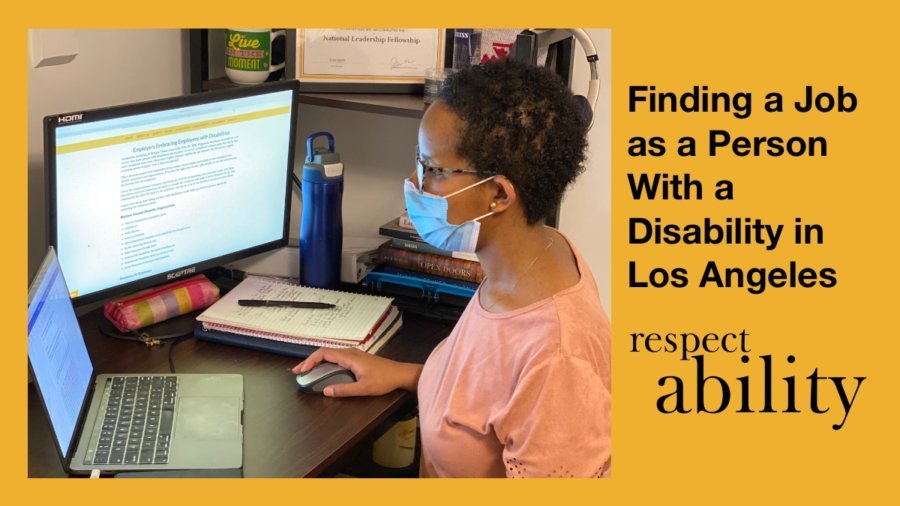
[224,28,286,85]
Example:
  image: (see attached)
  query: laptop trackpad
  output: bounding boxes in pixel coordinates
[175,396,242,440]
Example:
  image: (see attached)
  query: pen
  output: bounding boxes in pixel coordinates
[238,299,337,309]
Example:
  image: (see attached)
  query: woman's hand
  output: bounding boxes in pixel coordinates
[291,348,423,398]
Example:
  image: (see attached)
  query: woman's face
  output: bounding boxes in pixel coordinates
[414,101,494,226]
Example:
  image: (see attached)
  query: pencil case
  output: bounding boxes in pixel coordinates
[103,274,220,332]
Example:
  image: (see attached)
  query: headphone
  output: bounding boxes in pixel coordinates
[526,28,601,130]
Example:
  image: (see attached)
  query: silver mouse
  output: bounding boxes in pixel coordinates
[296,362,357,394]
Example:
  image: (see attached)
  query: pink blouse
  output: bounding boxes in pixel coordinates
[417,236,612,478]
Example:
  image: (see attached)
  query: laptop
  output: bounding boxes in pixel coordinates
[28,247,243,474]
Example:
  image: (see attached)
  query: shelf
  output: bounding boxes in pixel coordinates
[202,77,281,92]
[194,29,427,119]
[298,93,426,119]
[202,77,427,119]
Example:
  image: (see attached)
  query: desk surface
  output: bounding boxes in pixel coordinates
[28,308,453,478]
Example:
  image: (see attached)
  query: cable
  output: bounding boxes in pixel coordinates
[167,334,193,374]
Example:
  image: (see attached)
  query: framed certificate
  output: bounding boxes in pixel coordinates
[297,29,448,93]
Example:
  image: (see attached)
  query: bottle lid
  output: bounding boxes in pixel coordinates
[302,158,343,181]
[312,152,341,165]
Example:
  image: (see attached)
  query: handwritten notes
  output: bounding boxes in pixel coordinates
[197,277,393,341]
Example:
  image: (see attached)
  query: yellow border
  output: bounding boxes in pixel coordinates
[11,2,900,503]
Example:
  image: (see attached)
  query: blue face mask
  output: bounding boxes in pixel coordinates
[403,176,496,253]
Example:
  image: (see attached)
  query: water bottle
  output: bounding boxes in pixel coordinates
[300,132,343,288]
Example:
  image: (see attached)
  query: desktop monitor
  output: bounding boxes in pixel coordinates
[45,80,300,306]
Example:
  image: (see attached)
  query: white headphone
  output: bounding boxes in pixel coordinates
[527,28,601,130]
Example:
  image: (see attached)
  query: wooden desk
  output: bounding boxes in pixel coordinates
[28,309,452,478]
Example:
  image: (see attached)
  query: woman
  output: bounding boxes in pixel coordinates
[293,60,611,478]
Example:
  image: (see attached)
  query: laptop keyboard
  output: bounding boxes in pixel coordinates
[86,376,178,466]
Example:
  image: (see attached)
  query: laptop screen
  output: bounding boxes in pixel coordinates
[27,248,94,455]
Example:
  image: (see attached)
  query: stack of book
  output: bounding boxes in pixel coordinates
[367,216,481,307]
[196,276,400,358]
[377,216,484,283]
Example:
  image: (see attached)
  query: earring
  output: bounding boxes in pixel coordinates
[489,202,497,210]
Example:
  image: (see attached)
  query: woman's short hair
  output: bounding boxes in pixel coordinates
[438,59,589,225]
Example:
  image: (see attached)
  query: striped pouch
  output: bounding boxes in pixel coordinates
[103,274,220,332]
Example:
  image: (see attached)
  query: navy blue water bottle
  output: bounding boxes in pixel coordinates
[300,132,343,288]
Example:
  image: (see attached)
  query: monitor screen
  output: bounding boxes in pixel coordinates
[46,80,299,305]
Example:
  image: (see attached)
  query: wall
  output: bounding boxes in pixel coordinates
[27,29,189,279]
[562,29,612,315]
[27,29,611,316]
[290,106,418,241]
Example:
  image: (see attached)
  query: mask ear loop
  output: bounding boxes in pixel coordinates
[452,175,505,224]
[470,196,500,224]
[442,175,498,234]
[444,175,496,198]
[443,208,495,248]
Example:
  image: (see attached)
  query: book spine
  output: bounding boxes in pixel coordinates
[202,321,367,348]
[390,238,452,257]
[377,245,485,283]
[379,224,423,242]
[195,326,317,358]
[389,238,479,262]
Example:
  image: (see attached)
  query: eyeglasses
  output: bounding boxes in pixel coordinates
[414,146,483,192]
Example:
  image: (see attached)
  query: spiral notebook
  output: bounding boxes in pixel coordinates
[196,276,398,350]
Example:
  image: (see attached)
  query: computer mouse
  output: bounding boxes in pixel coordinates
[295,362,357,395]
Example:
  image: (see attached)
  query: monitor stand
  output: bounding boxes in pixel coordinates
[98,311,200,344]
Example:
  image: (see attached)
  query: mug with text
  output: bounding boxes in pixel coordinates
[225,28,286,85]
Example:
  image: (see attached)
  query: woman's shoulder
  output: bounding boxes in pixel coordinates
[480,284,609,369]
[553,285,611,365]
[545,234,610,371]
